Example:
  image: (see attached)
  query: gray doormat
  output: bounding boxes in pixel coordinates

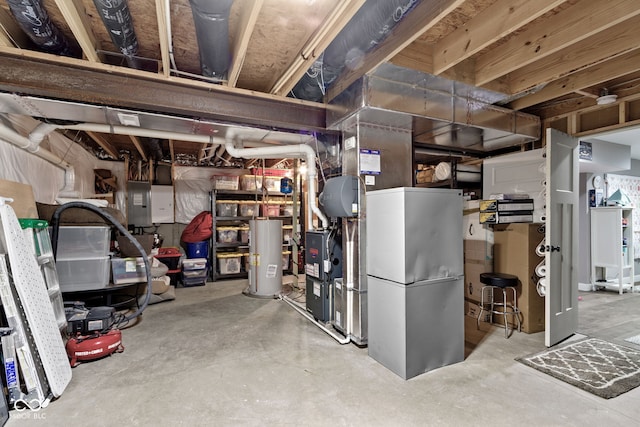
[516,337,640,399]
[625,334,640,346]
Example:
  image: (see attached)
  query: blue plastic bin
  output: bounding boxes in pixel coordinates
[186,241,209,259]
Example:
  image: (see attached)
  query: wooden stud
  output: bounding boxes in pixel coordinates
[475,0,640,86]
[325,0,466,102]
[128,135,148,161]
[155,0,171,77]
[433,0,566,75]
[510,49,640,110]
[508,16,640,95]
[0,7,32,48]
[86,131,119,159]
[54,0,101,62]
[227,0,263,88]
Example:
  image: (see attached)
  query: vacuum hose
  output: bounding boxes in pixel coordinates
[50,202,152,322]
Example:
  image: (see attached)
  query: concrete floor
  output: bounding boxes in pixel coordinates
[6,279,640,426]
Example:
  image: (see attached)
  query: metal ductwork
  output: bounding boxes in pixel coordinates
[6,0,79,57]
[92,0,141,69]
[188,0,234,80]
[328,63,541,152]
[291,0,418,101]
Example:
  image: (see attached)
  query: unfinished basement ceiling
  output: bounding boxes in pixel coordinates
[0,0,639,164]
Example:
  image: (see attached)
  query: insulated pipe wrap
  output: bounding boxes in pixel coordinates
[6,0,79,57]
[92,0,140,69]
[189,0,234,79]
[291,0,418,101]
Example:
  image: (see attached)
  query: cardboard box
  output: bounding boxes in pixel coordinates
[492,223,545,333]
[465,299,491,323]
[464,240,493,303]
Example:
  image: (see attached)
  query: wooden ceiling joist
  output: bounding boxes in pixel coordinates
[270,0,365,96]
[474,0,640,87]
[432,0,567,75]
[155,0,171,77]
[86,131,119,159]
[54,0,101,62]
[227,0,263,88]
[325,0,466,102]
[510,49,640,110]
[128,135,148,161]
[507,15,640,96]
[0,6,31,48]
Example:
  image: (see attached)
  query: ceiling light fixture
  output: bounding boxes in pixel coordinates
[596,88,618,105]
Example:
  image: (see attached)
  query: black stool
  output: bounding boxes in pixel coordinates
[477,272,521,338]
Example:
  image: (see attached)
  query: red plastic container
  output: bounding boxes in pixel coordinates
[154,247,182,270]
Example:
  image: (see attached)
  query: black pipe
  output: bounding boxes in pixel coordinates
[291,0,419,101]
[50,202,152,323]
[188,0,234,80]
[6,0,80,57]
[92,0,141,69]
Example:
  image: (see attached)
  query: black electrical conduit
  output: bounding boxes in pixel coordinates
[50,202,152,323]
[6,0,79,57]
[291,0,419,101]
[91,0,141,70]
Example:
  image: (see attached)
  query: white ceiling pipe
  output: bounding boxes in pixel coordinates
[224,136,329,230]
[0,121,78,197]
[60,123,225,144]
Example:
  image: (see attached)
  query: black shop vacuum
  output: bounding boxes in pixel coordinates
[50,202,154,367]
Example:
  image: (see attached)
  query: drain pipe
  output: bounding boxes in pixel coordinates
[279,294,350,344]
[224,137,329,230]
[0,120,78,197]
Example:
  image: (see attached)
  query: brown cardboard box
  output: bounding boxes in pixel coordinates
[493,223,545,333]
[464,240,493,303]
[465,299,491,322]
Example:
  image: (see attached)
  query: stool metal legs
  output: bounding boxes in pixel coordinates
[477,285,521,338]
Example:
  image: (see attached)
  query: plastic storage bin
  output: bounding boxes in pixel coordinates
[216,200,238,217]
[239,201,259,217]
[217,252,242,275]
[263,176,282,192]
[111,257,147,285]
[55,225,111,258]
[155,247,182,270]
[56,256,111,291]
[212,175,239,190]
[239,226,250,244]
[217,227,239,244]
[283,225,293,244]
[282,202,299,216]
[240,175,262,191]
[261,203,281,217]
[186,241,208,259]
[183,258,208,270]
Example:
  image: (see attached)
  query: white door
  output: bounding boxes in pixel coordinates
[545,128,579,347]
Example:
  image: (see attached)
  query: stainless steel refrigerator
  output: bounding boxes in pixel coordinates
[366,187,464,380]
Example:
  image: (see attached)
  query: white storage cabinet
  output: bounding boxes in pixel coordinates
[591,207,634,294]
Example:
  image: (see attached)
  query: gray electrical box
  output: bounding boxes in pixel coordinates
[127,181,152,227]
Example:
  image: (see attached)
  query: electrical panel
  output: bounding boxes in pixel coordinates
[127,181,152,227]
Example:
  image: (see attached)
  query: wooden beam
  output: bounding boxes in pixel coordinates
[325,0,466,102]
[227,0,263,88]
[475,0,640,86]
[510,49,640,110]
[270,0,365,96]
[433,0,567,75]
[169,139,175,163]
[54,0,101,62]
[0,7,32,48]
[575,90,599,99]
[508,16,640,95]
[128,135,148,161]
[86,131,119,159]
[155,0,171,77]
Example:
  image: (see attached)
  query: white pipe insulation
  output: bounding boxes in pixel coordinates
[60,123,224,144]
[0,120,78,197]
[224,136,329,230]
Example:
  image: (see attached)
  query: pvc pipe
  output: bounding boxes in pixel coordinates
[279,294,350,344]
[60,123,225,144]
[27,122,59,148]
[224,134,329,230]
[0,121,78,197]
